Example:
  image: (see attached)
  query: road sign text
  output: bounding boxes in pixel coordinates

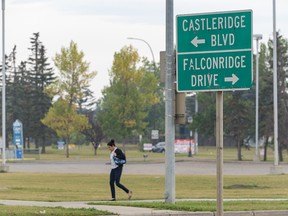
[176,10,252,92]
[181,15,246,32]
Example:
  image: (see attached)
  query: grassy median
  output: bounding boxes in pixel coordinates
[1,172,288,213]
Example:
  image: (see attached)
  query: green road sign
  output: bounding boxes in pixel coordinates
[176,10,253,92]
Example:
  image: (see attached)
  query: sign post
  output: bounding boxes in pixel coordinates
[13,119,23,159]
[176,10,253,216]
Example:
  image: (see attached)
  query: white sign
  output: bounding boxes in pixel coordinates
[143,143,153,151]
[151,130,159,139]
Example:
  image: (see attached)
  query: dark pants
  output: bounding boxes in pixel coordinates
[109,166,129,199]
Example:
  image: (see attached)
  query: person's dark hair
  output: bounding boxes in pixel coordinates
[107,139,115,147]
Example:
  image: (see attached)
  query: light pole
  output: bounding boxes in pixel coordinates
[194,93,198,154]
[1,0,6,167]
[187,116,193,157]
[271,0,281,174]
[253,34,262,161]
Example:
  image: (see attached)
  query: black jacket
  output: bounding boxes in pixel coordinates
[114,148,126,160]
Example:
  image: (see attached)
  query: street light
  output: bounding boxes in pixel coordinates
[1,0,6,169]
[253,34,262,161]
[127,37,157,77]
[271,0,281,174]
[127,37,157,130]
[187,116,193,157]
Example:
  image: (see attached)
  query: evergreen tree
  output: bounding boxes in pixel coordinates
[266,32,288,161]
[27,32,56,153]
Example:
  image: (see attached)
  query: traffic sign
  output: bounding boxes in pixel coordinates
[176,10,253,92]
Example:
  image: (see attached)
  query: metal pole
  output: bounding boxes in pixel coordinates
[253,34,262,161]
[187,116,192,157]
[195,93,198,153]
[216,91,223,216]
[127,37,157,130]
[1,0,6,166]
[272,0,279,167]
[164,0,175,204]
[188,130,192,157]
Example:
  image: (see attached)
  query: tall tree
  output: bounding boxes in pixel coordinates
[53,40,97,107]
[140,58,164,141]
[53,40,97,156]
[266,32,288,161]
[97,45,159,141]
[27,33,56,152]
[258,43,273,161]
[224,91,254,160]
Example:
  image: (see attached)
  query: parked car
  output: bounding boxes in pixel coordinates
[151,142,165,153]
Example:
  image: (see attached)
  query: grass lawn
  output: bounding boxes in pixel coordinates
[1,144,288,214]
[13,144,288,162]
[1,173,288,201]
[0,205,113,216]
[1,172,288,213]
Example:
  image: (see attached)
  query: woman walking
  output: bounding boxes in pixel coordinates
[107,139,132,201]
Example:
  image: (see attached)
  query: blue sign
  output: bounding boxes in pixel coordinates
[15,149,23,159]
[13,119,23,147]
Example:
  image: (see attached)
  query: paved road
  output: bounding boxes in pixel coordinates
[5,159,288,175]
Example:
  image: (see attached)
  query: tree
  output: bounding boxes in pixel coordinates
[41,99,90,158]
[53,41,97,156]
[27,33,56,152]
[97,45,159,142]
[140,58,164,141]
[266,32,288,161]
[190,92,216,142]
[258,43,273,161]
[53,40,97,107]
[81,109,103,155]
[224,91,254,160]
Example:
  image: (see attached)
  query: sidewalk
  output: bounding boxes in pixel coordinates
[1,200,288,216]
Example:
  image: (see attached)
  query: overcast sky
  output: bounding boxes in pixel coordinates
[2,0,288,99]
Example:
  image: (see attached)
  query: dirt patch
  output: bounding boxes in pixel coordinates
[0,187,8,191]
[224,184,269,189]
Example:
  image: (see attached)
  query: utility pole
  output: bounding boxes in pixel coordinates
[253,34,262,162]
[271,0,282,174]
[164,0,175,204]
[0,0,8,172]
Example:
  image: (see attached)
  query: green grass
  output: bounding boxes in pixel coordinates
[1,144,288,214]
[94,200,288,212]
[16,144,287,163]
[0,206,112,216]
[1,172,288,213]
[1,173,288,201]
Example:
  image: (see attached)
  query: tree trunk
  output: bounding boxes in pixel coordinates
[94,145,97,156]
[237,138,242,161]
[35,138,39,149]
[66,138,70,158]
[263,136,269,161]
[23,137,26,149]
[41,136,46,154]
[27,137,31,149]
[279,144,283,162]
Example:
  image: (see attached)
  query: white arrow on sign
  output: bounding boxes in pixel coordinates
[191,36,205,47]
[224,74,239,85]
